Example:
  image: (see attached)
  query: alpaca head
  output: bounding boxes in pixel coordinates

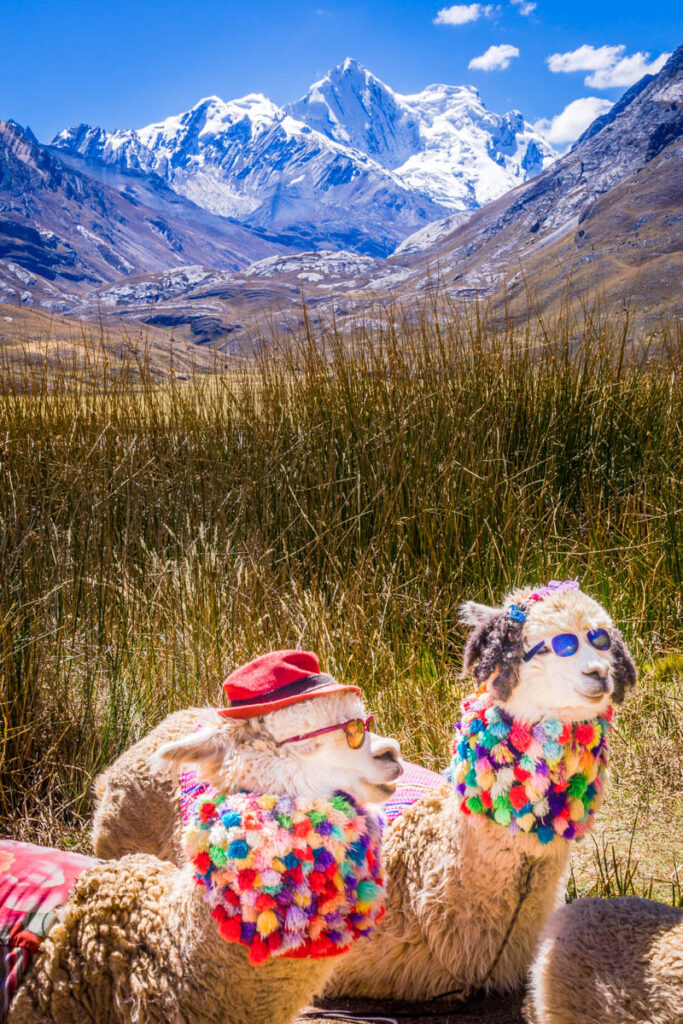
[154,690,402,806]
[460,583,637,724]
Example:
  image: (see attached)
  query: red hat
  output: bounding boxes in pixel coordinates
[217,650,361,719]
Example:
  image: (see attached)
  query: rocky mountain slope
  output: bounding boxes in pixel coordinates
[0,119,288,310]
[51,59,553,256]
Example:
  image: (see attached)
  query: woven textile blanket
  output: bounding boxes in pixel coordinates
[180,760,446,826]
[0,840,97,1022]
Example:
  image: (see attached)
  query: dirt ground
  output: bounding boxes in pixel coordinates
[299,991,526,1024]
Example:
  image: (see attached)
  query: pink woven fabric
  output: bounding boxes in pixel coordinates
[1,840,97,1021]
[381,762,446,823]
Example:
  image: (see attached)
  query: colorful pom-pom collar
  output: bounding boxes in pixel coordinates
[445,690,611,845]
[183,789,385,965]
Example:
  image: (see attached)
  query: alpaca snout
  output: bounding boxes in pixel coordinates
[369,736,402,778]
[577,666,613,698]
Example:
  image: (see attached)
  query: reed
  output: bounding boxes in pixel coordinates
[1,300,681,900]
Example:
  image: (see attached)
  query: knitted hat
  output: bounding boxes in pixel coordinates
[217,650,361,719]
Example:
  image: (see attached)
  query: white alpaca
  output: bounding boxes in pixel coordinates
[2,688,401,1024]
[525,897,683,1024]
[92,586,637,1003]
[329,583,637,1001]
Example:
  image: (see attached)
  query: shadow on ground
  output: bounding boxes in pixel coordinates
[300,991,526,1024]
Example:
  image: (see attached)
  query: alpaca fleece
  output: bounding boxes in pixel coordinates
[6,852,337,1024]
[183,789,384,964]
[446,690,611,844]
[525,897,683,1024]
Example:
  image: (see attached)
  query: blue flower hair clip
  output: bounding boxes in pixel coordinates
[507,604,526,623]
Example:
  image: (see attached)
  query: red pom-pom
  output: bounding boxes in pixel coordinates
[558,723,572,745]
[243,813,260,830]
[267,931,282,952]
[212,904,228,924]
[237,868,257,889]
[199,801,216,823]
[509,784,528,811]
[309,871,327,893]
[285,865,304,885]
[575,724,595,745]
[514,764,531,782]
[248,935,270,965]
[509,724,532,752]
[255,892,276,911]
[294,819,312,837]
[195,851,211,873]
[217,916,242,942]
[461,798,471,814]
[223,889,240,907]
[481,790,493,809]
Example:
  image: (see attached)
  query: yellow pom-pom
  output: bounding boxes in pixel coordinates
[517,813,535,832]
[259,794,278,810]
[479,770,495,791]
[257,910,279,938]
[569,798,585,821]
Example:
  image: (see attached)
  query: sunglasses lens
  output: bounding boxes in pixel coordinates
[552,633,579,657]
[345,719,366,749]
[587,628,611,651]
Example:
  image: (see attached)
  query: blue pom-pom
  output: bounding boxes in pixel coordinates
[227,839,250,860]
[537,826,554,845]
[221,810,242,828]
[508,604,526,623]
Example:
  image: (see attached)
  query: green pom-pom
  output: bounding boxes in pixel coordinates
[330,795,354,816]
[568,774,588,798]
[277,814,293,829]
[307,810,327,826]
[467,795,485,814]
[493,806,512,826]
[209,845,228,866]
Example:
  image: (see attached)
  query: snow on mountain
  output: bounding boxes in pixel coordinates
[52,59,556,258]
[53,92,447,257]
[287,59,556,210]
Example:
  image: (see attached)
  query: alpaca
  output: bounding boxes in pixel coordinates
[2,681,401,1024]
[525,897,683,1024]
[327,581,637,1001]
[92,586,637,1003]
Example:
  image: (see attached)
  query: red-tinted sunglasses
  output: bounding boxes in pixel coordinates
[277,715,376,750]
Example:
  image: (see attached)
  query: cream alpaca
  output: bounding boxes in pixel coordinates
[93,586,637,1002]
[6,689,401,1024]
[525,897,683,1024]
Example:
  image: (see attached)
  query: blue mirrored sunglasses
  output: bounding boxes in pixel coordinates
[523,628,611,662]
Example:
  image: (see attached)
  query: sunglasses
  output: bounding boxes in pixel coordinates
[276,715,376,750]
[523,628,611,662]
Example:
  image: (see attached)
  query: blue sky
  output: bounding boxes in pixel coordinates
[2,0,680,146]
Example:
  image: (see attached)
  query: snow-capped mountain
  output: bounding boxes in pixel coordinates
[288,58,555,209]
[52,59,555,256]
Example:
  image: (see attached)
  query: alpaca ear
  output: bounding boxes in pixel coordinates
[461,610,524,701]
[459,601,501,627]
[152,725,233,778]
[608,629,638,704]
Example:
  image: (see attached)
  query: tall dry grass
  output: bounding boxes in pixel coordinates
[0,302,681,899]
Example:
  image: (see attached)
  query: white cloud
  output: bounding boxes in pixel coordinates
[534,96,613,146]
[468,43,519,71]
[547,44,671,89]
[434,4,493,26]
[586,51,670,88]
[546,44,625,73]
[511,0,536,15]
